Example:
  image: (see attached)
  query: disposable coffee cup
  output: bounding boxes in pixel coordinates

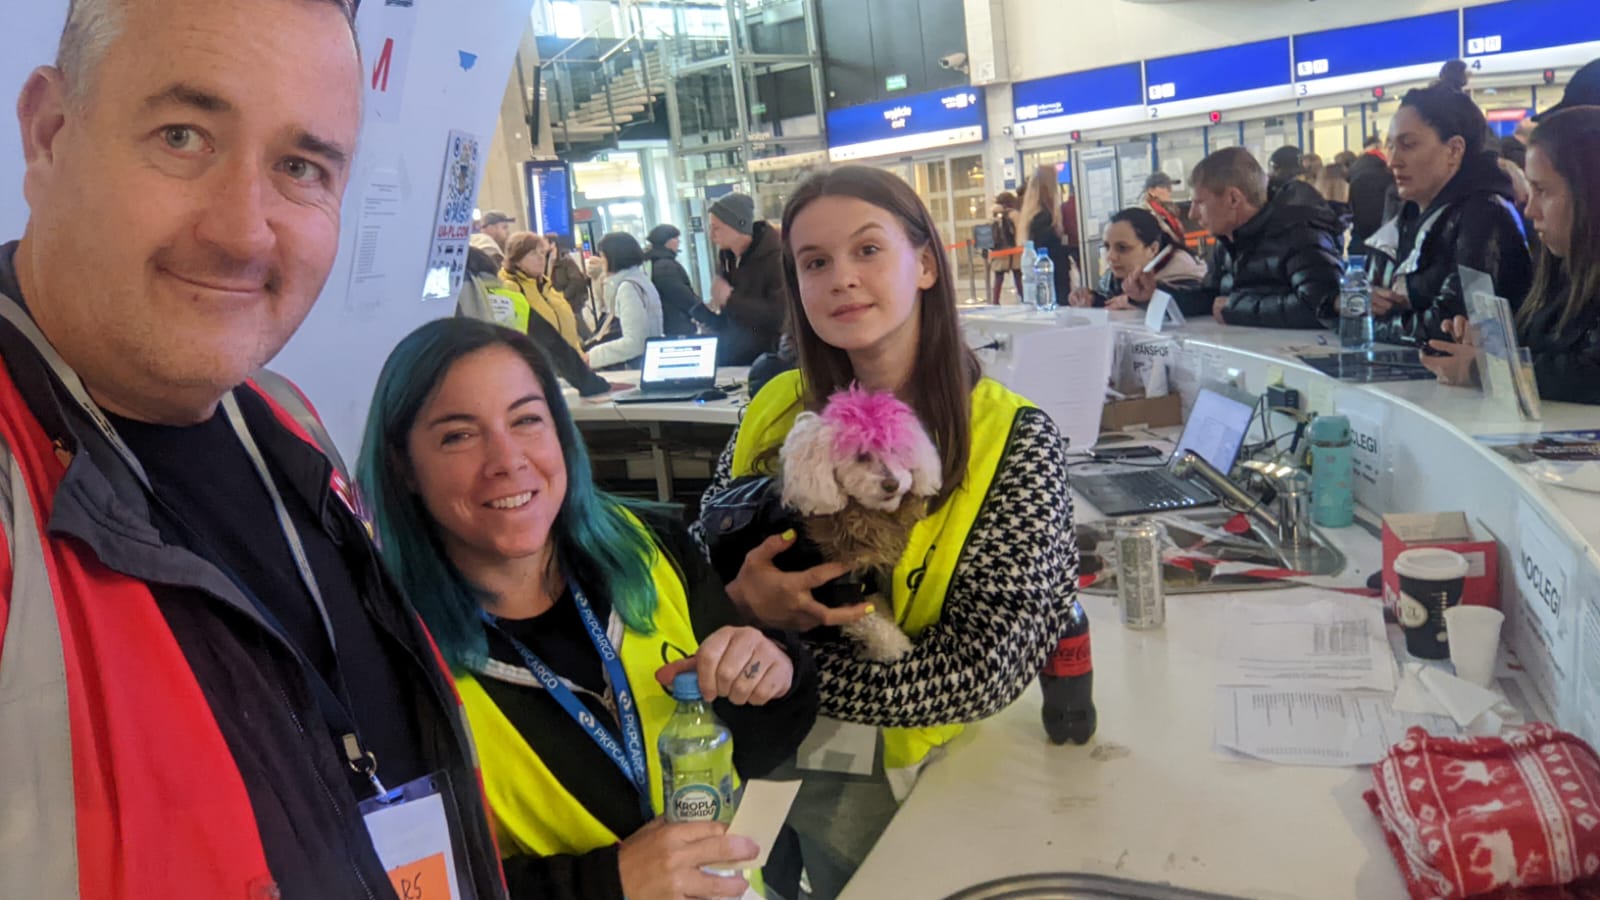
[1394,548,1470,660]
[1444,605,1505,688]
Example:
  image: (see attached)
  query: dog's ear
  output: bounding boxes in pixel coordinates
[906,423,944,498]
[780,412,848,515]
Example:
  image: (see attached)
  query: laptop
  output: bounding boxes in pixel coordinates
[613,336,720,403]
[1075,384,1257,517]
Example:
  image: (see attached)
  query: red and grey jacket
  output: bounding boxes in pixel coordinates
[0,249,506,900]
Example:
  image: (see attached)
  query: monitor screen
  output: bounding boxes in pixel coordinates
[643,338,717,383]
[1171,388,1256,472]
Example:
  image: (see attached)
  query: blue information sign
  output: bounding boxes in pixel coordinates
[1013,62,1144,123]
[826,87,985,149]
[1292,12,1459,85]
[523,160,571,239]
[1144,38,1293,107]
[1464,0,1600,66]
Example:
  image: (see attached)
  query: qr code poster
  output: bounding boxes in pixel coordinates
[423,130,482,301]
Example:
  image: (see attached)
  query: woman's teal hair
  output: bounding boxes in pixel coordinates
[357,318,661,671]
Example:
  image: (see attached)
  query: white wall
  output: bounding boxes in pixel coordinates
[0,2,534,460]
[272,0,537,460]
[1005,0,1503,83]
[0,5,67,240]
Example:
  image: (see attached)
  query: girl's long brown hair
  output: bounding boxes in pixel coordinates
[779,165,981,510]
[1518,107,1600,335]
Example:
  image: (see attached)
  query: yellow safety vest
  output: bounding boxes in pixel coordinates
[731,369,1034,771]
[485,285,531,334]
[457,522,699,858]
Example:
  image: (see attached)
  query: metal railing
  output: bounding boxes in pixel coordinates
[531,23,668,152]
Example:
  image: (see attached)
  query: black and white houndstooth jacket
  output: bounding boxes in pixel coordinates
[695,406,1081,729]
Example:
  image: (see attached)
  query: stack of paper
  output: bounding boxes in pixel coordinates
[1212,592,1458,766]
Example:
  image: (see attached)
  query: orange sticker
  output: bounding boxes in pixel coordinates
[387,852,449,900]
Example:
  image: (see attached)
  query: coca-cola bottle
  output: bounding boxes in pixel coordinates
[1040,599,1097,745]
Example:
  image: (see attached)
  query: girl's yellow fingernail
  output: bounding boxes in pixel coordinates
[781,529,796,541]
[863,604,876,616]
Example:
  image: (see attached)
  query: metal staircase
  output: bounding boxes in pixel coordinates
[533,28,670,154]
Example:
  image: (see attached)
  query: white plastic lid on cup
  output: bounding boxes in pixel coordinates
[1394,547,1470,581]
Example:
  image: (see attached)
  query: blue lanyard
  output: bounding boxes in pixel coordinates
[479,582,651,814]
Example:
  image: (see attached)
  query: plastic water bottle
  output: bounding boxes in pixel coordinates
[1040,599,1097,745]
[1020,241,1039,307]
[1034,253,1058,311]
[660,673,736,824]
[1339,257,1374,352]
[1309,415,1356,528]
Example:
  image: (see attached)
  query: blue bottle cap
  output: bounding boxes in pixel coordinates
[671,672,703,701]
[1310,414,1351,444]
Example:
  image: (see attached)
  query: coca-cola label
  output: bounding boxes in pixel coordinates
[1044,633,1092,677]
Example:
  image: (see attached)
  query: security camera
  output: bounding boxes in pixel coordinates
[939,52,968,72]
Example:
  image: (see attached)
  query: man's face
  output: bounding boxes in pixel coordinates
[484,221,513,248]
[708,216,733,250]
[1189,185,1249,238]
[17,0,360,421]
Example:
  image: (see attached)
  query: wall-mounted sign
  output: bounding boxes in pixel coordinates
[886,73,908,91]
[1464,0,1600,74]
[1012,62,1146,138]
[826,87,986,162]
[1143,38,1294,121]
[1293,12,1459,99]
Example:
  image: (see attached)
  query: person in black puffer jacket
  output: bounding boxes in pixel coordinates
[645,224,702,336]
[1187,147,1343,329]
[547,231,597,341]
[1422,107,1600,404]
[1347,136,1396,258]
[1367,85,1533,346]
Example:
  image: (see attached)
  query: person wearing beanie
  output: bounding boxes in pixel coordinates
[1268,145,1304,190]
[645,223,702,336]
[696,192,787,365]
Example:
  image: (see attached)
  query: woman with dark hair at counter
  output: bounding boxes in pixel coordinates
[1067,208,1209,316]
[1366,84,1534,345]
[1423,107,1600,404]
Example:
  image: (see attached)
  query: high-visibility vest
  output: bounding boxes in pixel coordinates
[731,369,1034,775]
[0,366,400,899]
[486,285,531,333]
[458,519,700,856]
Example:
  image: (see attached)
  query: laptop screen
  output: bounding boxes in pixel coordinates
[1170,387,1255,472]
[641,337,717,386]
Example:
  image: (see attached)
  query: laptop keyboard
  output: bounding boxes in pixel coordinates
[1114,471,1202,508]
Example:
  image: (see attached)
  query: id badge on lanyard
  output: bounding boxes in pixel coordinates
[359,771,480,900]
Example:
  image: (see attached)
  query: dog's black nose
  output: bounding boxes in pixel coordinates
[881,479,898,494]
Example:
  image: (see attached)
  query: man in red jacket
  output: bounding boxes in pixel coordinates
[0,1,505,897]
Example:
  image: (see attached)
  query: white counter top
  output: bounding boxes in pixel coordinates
[834,318,1600,900]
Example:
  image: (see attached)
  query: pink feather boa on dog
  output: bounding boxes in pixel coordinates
[821,384,926,469]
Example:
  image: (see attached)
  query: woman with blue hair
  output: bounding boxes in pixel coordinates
[358,318,817,900]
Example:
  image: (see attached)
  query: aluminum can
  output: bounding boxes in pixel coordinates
[1114,518,1165,630]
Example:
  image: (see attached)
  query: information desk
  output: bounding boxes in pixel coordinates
[836,321,1600,899]
[553,328,1600,899]
[565,367,748,501]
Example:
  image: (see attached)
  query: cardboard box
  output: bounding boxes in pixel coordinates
[1100,392,1183,432]
[1381,512,1500,614]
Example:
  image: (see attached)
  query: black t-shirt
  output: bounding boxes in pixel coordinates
[109,405,427,796]
[483,587,646,837]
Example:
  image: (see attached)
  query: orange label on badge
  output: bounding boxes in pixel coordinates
[387,853,449,900]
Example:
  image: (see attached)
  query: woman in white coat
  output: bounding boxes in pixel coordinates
[587,232,665,369]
